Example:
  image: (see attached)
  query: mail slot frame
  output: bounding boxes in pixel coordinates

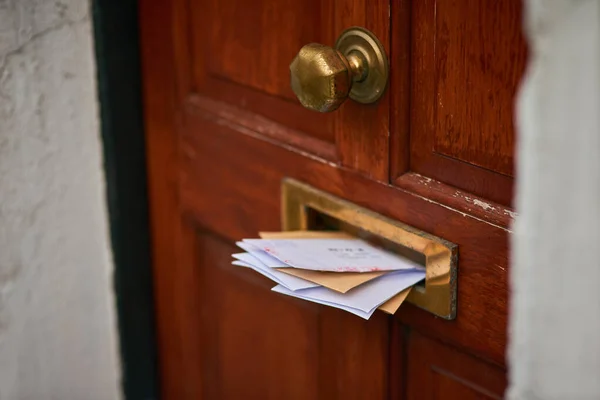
[281,178,458,319]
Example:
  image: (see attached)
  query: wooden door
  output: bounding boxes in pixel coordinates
[139,0,526,399]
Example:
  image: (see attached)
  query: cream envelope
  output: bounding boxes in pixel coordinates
[378,287,411,314]
[275,268,386,293]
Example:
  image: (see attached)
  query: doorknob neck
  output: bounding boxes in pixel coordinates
[347,51,368,83]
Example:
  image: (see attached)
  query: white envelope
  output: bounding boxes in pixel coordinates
[232,253,319,291]
[242,238,425,273]
[272,285,376,320]
[236,242,290,268]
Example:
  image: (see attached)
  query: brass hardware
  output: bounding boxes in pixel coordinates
[281,179,458,319]
[289,27,389,112]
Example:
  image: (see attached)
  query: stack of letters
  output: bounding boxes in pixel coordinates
[232,231,425,320]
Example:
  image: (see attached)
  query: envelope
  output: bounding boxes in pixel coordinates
[378,287,411,314]
[258,231,412,315]
[275,269,385,293]
[271,269,424,314]
[259,231,386,292]
[258,230,413,313]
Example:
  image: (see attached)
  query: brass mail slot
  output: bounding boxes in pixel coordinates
[281,179,458,319]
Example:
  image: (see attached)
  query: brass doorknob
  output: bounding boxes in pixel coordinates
[289,27,388,113]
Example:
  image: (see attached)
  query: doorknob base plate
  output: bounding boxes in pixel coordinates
[335,27,389,104]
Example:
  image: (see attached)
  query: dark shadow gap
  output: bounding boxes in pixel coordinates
[92,1,159,399]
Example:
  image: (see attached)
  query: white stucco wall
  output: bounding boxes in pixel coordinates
[0,1,121,399]
[510,1,600,399]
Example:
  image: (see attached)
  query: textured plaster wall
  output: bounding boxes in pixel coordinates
[510,1,600,399]
[0,1,120,399]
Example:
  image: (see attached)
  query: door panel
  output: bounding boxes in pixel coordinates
[188,0,390,179]
[431,0,524,177]
[392,0,527,206]
[190,0,336,148]
[196,234,320,399]
[205,0,324,101]
[406,332,506,399]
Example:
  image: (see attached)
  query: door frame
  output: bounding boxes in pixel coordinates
[92,1,159,399]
